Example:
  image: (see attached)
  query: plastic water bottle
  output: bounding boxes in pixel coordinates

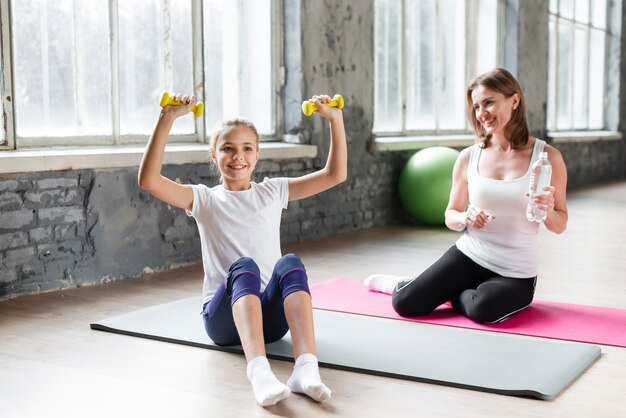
[526,152,552,223]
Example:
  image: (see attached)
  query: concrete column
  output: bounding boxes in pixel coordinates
[503,0,549,140]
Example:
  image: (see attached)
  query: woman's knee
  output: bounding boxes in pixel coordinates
[391,290,436,317]
[461,296,504,324]
[460,281,533,323]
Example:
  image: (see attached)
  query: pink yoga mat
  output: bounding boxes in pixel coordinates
[310,278,626,347]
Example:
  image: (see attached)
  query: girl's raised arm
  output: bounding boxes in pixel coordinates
[288,95,348,201]
[138,94,196,211]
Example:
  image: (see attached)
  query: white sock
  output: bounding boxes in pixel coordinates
[363,274,409,295]
[287,353,331,402]
[246,356,290,407]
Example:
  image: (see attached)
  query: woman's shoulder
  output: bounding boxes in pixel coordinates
[458,144,476,161]
[451,146,474,176]
[544,142,565,165]
[532,137,562,159]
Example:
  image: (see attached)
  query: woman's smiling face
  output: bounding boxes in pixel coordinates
[471,84,519,137]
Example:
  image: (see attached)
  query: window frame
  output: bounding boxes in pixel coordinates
[0,0,15,150]
[547,0,610,132]
[0,0,282,151]
[373,0,504,139]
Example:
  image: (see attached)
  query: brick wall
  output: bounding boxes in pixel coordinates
[2,0,626,300]
[0,149,410,300]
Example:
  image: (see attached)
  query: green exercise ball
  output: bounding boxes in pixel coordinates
[398,146,460,225]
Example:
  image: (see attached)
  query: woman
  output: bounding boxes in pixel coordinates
[366,68,568,324]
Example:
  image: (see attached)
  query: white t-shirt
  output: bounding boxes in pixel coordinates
[186,177,289,303]
[456,139,545,278]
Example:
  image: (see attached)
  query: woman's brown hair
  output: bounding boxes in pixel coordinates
[466,67,530,149]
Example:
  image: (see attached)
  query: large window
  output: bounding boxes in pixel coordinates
[547,0,608,131]
[13,0,115,143]
[374,0,500,135]
[203,0,274,135]
[3,0,275,149]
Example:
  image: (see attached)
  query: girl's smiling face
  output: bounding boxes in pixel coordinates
[211,126,259,190]
[471,84,519,137]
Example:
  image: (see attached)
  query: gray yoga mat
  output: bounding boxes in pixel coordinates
[90,296,600,400]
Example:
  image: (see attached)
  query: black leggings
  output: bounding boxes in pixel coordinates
[392,245,536,324]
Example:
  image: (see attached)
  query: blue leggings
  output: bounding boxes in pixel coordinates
[202,253,310,346]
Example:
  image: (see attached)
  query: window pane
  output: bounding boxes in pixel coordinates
[560,0,574,19]
[13,0,112,137]
[75,1,113,135]
[549,1,608,131]
[239,0,273,134]
[203,0,273,136]
[439,0,465,130]
[588,29,605,128]
[203,0,224,132]
[119,0,194,135]
[119,1,162,135]
[374,0,402,132]
[574,0,589,23]
[591,0,607,29]
[572,25,588,128]
[376,0,498,133]
[474,0,498,77]
[169,1,195,135]
[556,21,573,130]
[405,0,435,130]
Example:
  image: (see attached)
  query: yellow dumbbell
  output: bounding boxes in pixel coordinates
[301,94,344,116]
[160,91,204,118]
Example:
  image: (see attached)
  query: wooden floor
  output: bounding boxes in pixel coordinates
[1,181,625,417]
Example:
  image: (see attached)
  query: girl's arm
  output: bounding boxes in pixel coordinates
[138,94,196,211]
[540,144,568,234]
[288,95,348,201]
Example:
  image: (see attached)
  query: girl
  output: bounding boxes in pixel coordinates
[138,94,346,406]
[366,68,568,324]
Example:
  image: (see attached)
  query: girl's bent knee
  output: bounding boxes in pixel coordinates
[280,271,310,299]
[277,253,304,271]
[230,256,260,276]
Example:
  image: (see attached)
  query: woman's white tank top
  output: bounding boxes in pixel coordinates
[455,139,546,278]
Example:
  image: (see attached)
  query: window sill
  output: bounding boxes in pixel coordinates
[370,130,623,153]
[547,130,623,143]
[370,134,475,152]
[0,143,318,174]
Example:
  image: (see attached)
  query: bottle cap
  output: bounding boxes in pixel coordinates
[539,151,548,159]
